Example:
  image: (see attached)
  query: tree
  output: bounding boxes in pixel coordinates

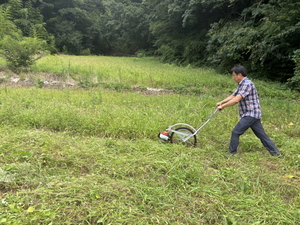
[147,0,240,65]
[0,2,48,72]
[37,0,109,54]
[0,4,18,38]
[206,0,300,80]
[3,0,47,38]
[89,0,152,55]
[50,19,84,54]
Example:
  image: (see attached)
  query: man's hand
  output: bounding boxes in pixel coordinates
[216,102,222,107]
[216,102,223,110]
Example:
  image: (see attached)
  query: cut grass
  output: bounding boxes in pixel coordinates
[1,127,299,224]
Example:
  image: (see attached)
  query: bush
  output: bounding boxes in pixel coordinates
[0,35,47,73]
[286,49,300,91]
[136,50,147,58]
[81,48,91,55]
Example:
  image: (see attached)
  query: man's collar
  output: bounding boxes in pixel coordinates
[238,77,247,84]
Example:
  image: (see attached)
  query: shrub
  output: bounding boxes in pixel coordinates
[286,49,300,91]
[0,35,47,73]
[136,50,147,58]
[81,48,91,55]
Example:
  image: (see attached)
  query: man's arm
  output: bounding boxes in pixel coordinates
[216,95,235,106]
[216,94,243,110]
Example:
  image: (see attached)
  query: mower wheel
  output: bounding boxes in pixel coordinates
[170,127,196,147]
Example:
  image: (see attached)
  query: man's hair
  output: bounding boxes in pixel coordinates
[231,64,247,77]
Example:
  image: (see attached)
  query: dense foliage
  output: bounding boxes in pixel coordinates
[287,49,300,91]
[0,0,300,87]
[149,0,300,82]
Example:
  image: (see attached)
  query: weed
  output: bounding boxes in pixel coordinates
[34,79,44,88]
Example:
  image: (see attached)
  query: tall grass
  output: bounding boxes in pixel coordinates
[33,55,234,94]
[0,55,299,224]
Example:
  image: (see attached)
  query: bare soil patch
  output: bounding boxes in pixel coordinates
[0,70,172,95]
[0,71,76,89]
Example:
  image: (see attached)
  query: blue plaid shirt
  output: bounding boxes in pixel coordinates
[233,77,262,119]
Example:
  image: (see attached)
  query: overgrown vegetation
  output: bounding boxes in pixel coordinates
[0,56,299,224]
[287,49,300,91]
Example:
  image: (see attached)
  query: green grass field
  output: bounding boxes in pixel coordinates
[0,55,299,224]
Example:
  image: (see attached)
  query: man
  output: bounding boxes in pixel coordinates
[216,64,281,156]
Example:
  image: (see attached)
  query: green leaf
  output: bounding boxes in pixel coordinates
[27,206,35,213]
[0,218,7,223]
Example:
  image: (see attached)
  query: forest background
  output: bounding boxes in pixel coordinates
[0,0,300,89]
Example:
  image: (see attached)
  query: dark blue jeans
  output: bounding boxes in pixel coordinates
[229,116,280,156]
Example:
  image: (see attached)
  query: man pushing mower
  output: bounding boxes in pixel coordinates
[216,64,281,156]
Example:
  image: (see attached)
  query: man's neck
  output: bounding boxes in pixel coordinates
[238,76,247,84]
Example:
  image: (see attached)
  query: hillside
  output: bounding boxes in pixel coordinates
[0,56,299,224]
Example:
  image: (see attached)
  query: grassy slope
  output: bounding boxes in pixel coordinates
[0,56,299,224]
